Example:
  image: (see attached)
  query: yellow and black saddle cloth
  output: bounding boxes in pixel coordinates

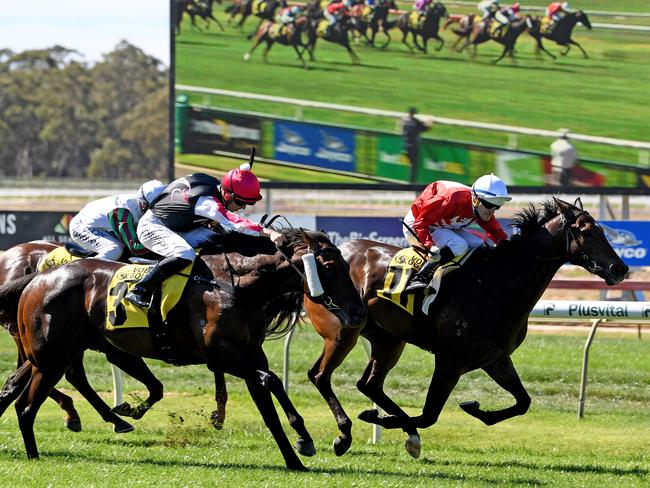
[317,18,330,36]
[105,262,193,332]
[490,21,508,37]
[540,15,555,34]
[377,247,474,316]
[408,11,424,30]
[37,246,80,271]
[252,0,267,15]
[360,5,372,22]
[269,23,284,38]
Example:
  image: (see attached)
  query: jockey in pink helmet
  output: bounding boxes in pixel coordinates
[124,163,281,309]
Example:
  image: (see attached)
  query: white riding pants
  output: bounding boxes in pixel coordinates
[403,210,485,257]
[69,214,124,260]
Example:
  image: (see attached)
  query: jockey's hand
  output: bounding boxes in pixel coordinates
[268,229,283,245]
[428,246,441,262]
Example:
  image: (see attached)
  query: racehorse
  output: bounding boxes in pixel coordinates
[180,0,225,33]
[442,13,476,52]
[396,2,448,54]
[226,0,286,39]
[457,16,533,64]
[0,241,163,432]
[303,198,627,457]
[348,0,398,48]
[306,15,361,64]
[527,11,592,58]
[0,228,366,470]
[244,16,309,67]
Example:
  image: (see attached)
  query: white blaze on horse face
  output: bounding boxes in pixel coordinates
[302,253,324,297]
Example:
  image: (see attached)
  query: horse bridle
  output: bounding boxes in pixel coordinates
[274,241,348,315]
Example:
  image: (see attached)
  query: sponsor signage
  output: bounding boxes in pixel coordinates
[186,108,261,155]
[602,221,650,266]
[0,212,76,249]
[316,216,408,247]
[273,121,356,172]
[532,300,650,320]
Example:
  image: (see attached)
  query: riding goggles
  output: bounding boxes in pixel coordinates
[479,199,501,210]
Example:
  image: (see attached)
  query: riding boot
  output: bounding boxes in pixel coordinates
[405,259,439,292]
[124,256,192,309]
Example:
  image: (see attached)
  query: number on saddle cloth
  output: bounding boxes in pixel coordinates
[376,248,426,315]
[105,262,194,331]
[37,246,81,272]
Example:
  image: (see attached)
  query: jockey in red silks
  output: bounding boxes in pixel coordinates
[493,2,520,36]
[325,1,348,27]
[124,165,282,309]
[402,174,511,291]
[69,179,166,261]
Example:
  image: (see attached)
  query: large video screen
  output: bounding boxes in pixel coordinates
[173,0,650,190]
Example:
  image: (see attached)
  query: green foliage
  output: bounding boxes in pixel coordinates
[0,43,168,179]
[0,327,647,486]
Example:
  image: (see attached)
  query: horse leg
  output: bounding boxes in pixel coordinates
[460,355,531,425]
[307,330,359,456]
[293,44,307,69]
[401,29,413,52]
[435,35,445,52]
[244,372,306,470]
[15,364,66,459]
[211,369,227,430]
[244,36,264,61]
[0,361,32,418]
[346,45,360,64]
[209,13,226,31]
[260,370,316,457]
[104,348,163,421]
[570,39,588,58]
[560,43,571,56]
[247,18,264,40]
[536,38,556,60]
[492,45,508,64]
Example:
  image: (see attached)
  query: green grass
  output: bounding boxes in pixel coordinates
[0,327,648,486]
[176,6,650,167]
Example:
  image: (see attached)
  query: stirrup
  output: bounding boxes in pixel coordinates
[405,278,430,292]
[124,289,152,309]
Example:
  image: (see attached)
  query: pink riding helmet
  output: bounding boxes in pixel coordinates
[222,163,263,203]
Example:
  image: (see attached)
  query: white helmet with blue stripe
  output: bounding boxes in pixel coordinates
[472,174,512,206]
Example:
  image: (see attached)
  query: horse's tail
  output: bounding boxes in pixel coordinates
[441,17,457,31]
[264,291,304,339]
[225,2,238,14]
[0,272,38,334]
[383,19,398,31]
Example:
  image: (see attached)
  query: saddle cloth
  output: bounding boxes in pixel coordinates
[252,0,267,15]
[377,247,427,315]
[105,263,193,331]
[317,19,329,36]
[408,11,424,30]
[37,246,80,272]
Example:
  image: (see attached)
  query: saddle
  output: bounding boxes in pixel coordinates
[317,19,330,36]
[408,11,424,30]
[269,23,284,38]
[38,246,81,272]
[252,0,267,15]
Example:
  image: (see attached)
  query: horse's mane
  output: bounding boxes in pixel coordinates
[509,198,560,240]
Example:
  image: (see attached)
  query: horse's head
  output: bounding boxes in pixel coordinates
[280,228,366,328]
[550,198,628,285]
[575,11,592,30]
[432,2,448,19]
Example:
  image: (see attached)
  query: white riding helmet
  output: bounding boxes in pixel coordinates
[472,174,512,206]
[137,179,166,206]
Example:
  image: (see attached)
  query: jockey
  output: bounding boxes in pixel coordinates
[324,0,348,27]
[69,179,166,261]
[546,1,568,31]
[493,2,520,36]
[413,0,432,14]
[402,174,511,291]
[277,5,301,24]
[124,166,283,309]
[477,0,500,21]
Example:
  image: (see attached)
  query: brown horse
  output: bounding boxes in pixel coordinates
[457,16,533,64]
[244,16,309,67]
[0,228,365,470]
[0,241,161,433]
[303,198,627,457]
[305,15,361,64]
[348,0,398,49]
[527,11,592,59]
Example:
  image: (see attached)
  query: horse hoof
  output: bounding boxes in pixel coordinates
[210,411,225,430]
[130,405,148,420]
[65,418,82,432]
[333,435,351,456]
[296,438,316,457]
[111,402,133,417]
[459,400,480,413]
[358,408,380,423]
[405,434,421,459]
[113,420,135,433]
[243,53,250,61]
[287,460,308,471]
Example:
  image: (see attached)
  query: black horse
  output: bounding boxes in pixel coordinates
[396,2,448,54]
[226,0,286,39]
[458,16,533,64]
[244,16,309,67]
[306,15,361,64]
[348,0,398,48]
[0,229,366,470]
[527,11,592,59]
[303,198,627,457]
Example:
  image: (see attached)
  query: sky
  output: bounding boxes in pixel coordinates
[1,0,170,65]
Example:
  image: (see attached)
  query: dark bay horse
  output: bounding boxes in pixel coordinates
[0,241,162,433]
[397,2,448,54]
[527,11,592,59]
[303,198,627,457]
[458,16,533,64]
[348,0,398,48]
[226,0,286,39]
[0,229,365,470]
[306,16,361,64]
[244,16,309,67]
[178,0,225,34]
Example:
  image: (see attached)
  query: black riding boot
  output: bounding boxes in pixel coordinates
[405,259,439,292]
[124,256,192,309]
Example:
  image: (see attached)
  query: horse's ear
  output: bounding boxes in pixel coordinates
[300,228,318,251]
[553,196,570,211]
[574,197,584,210]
